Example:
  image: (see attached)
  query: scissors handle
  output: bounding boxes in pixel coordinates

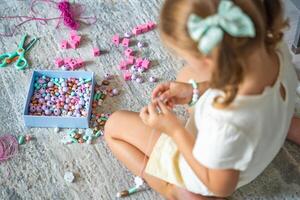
[0,53,16,68]
[15,56,28,70]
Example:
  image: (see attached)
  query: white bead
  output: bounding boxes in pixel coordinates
[64,172,75,183]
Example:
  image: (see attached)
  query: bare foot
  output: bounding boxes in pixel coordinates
[170,185,226,200]
[287,117,300,145]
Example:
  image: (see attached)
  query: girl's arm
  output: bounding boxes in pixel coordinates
[140,101,239,197]
[172,128,239,197]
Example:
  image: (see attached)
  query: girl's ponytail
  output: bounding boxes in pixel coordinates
[262,0,288,50]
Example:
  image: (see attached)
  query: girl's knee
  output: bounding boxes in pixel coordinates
[104,110,127,138]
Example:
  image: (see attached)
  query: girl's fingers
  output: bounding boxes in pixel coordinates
[159,90,172,102]
[151,82,170,100]
[139,106,149,120]
[157,100,169,114]
[148,103,158,116]
[166,100,174,109]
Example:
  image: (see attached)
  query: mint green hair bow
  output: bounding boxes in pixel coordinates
[187,0,256,55]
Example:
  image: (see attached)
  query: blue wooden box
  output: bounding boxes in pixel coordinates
[23,70,95,128]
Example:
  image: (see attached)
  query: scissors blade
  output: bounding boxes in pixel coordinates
[18,34,28,49]
[24,37,38,52]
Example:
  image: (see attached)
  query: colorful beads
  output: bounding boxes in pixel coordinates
[112,22,158,84]
[28,76,92,117]
[61,127,105,145]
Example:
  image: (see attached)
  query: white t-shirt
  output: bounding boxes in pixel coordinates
[179,42,298,195]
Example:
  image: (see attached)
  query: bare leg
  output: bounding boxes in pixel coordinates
[287,116,300,145]
[104,111,172,198]
[104,111,223,200]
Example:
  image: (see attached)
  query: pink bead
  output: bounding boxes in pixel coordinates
[64,58,72,64]
[120,60,128,68]
[71,35,81,43]
[60,40,69,49]
[118,60,128,70]
[123,72,132,81]
[55,58,64,68]
[124,48,134,57]
[25,135,32,142]
[69,40,79,49]
[76,58,84,68]
[93,48,101,57]
[69,60,78,70]
[132,27,142,35]
[70,30,78,38]
[141,59,151,69]
[122,38,130,47]
[112,34,120,46]
[193,89,198,94]
[126,56,135,65]
[147,22,156,30]
[139,24,149,33]
[135,57,143,67]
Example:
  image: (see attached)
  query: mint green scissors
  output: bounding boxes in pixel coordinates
[0,34,38,70]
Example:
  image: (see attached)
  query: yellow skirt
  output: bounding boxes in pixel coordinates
[145,110,198,188]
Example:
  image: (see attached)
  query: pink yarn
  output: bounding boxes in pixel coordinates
[0,134,19,163]
[0,0,97,36]
[57,1,80,30]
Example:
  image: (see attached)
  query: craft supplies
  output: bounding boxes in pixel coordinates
[132,22,156,36]
[124,32,132,38]
[61,128,104,145]
[17,135,25,145]
[0,0,97,37]
[122,38,130,47]
[0,134,19,163]
[25,135,32,142]
[136,77,144,84]
[28,76,92,117]
[64,171,75,183]
[149,76,157,83]
[112,34,120,46]
[137,41,145,48]
[60,31,82,50]
[23,70,95,128]
[93,48,101,57]
[0,34,38,70]
[55,58,85,70]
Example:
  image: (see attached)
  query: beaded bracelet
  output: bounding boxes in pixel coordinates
[188,79,200,107]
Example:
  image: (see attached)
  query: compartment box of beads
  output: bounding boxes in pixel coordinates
[23,70,95,128]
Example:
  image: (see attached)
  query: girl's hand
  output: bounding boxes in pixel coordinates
[151,81,193,108]
[139,100,183,136]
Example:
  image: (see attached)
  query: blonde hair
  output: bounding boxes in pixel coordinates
[159,0,288,108]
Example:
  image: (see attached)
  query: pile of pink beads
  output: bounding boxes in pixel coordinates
[112,22,158,83]
[28,75,92,117]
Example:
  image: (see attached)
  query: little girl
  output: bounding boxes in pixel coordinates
[105,0,298,199]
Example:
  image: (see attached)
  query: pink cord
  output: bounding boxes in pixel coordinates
[0,134,19,163]
[0,0,97,37]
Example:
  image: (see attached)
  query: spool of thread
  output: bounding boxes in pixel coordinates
[0,0,97,37]
[0,134,19,162]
